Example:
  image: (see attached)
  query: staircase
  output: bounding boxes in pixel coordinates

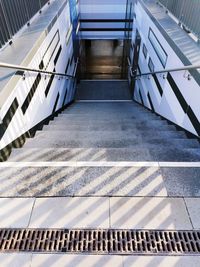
[2,80,200,266]
[9,80,200,164]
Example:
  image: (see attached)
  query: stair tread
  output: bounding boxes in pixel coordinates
[8,147,154,162]
[43,125,177,131]
[23,140,197,150]
[9,147,200,162]
[33,130,186,139]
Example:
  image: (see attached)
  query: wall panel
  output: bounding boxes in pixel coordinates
[130,0,200,137]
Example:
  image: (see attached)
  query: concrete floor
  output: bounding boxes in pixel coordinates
[81,40,124,79]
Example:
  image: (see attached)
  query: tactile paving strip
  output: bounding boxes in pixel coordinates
[1,229,200,255]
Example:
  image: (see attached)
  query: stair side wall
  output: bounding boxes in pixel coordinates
[130,0,200,137]
[0,1,77,150]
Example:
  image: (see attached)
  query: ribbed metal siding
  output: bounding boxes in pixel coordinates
[159,0,200,39]
[0,3,11,48]
[0,0,49,49]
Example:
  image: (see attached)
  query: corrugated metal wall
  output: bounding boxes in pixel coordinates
[159,0,200,39]
[0,0,49,49]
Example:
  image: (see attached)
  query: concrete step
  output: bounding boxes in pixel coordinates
[55,116,164,124]
[24,136,194,149]
[63,106,154,114]
[150,147,200,162]
[51,120,168,129]
[37,131,188,143]
[42,123,177,132]
[34,129,186,140]
[49,119,175,131]
[8,145,200,162]
[64,102,154,112]
[52,117,172,126]
[8,147,154,162]
[66,101,144,107]
[65,106,147,112]
[66,110,154,116]
[68,101,142,109]
[58,111,160,118]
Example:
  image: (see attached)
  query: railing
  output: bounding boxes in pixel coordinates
[127,58,200,80]
[0,0,49,49]
[73,58,79,77]
[0,62,76,79]
[158,0,200,40]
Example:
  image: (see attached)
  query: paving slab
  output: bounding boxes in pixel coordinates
[185,198,200,229]
[0,198,35,227]
[110,197,192,229]
[31,255,123,267]
[0,254,31,267]
[123,256,200,267]
[29,197,109,228]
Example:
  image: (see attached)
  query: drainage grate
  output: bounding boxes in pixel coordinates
[1,229,200,255]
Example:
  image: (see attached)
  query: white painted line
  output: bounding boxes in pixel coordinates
[76,100,133,103]
[1,161,200,168]
[158,162,200,168]
[76,161,159,167]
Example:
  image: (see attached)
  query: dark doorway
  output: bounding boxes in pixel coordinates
[80,40,124,79]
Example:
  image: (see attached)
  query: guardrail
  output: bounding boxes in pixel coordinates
[0,0,49,49]
[158,0,200,40]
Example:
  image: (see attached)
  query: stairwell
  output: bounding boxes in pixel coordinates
[1,80,200,265]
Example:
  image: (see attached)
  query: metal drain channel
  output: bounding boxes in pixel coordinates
[1,229,200,255]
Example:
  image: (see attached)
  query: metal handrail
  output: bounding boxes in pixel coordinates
[127,57,200,78]
[0,62,75,79]
[73,58,79,77]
